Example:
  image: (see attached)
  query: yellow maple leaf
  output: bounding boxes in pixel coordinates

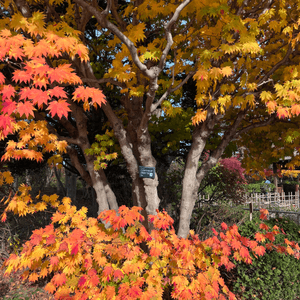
[221,66,232,77]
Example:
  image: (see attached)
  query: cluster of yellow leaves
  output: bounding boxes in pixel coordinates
[3,193,300,300]
[0,171,14,186]
[85,130,118,170]
[1,185,60,222]
[1,120,67,164]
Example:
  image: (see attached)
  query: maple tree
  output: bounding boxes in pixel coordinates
[3,1,300,299]
[2,0,300,238]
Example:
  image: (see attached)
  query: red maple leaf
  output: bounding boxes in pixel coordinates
[71,244,79,255]
[128,286,142,298]
[13,70,32,84]
[103,265,113,277]
[220,242,231,256]
[78,275,87,287]
[240,236,250,247]
[265,232,275,242]
[0,72,5,84]
[221,222,228,230]
[259,223,269,231]
[113,269,124,281]
[17,102,35,118]
[2,100,16,115]
[48,86,67,99]
[48,64,81,84]
[30,234,42,245]
[50,256,59,266]
[58,241,69,252]
[31,89,49,107]
[212,228,218,236]
[1,85,15,100]
[46,234,55,245]
[47,100,71,118]
[259,209,269,220]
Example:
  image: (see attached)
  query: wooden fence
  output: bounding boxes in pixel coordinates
[244,192,300,211]
[198,192,300,211]
[198,192,300,223]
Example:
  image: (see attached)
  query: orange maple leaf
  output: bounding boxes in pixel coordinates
[52,273,67,287]
[291,104,300,116]
[277,107,289,119]
[253,245,265,256]
[45,282,56,294]
[255,232,266,243]
[47,100,71,118]
[73,86,106,108]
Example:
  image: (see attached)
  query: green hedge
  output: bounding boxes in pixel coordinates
[224,216,300,300]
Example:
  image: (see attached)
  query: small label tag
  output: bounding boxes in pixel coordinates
[139,166,155,179]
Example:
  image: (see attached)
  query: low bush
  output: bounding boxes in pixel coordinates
[225,216,300,300]
[2,188,300,300]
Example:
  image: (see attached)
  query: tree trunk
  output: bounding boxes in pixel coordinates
[177,126,209,238]
[65,169,77,202]
[54,167,66,196]
[178,110,246,238]
[177,112,218,238]
[70,103,119,214]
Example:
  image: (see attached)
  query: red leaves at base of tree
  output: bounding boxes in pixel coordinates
[3,202,300,300]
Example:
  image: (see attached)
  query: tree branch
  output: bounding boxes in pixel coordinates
[196,109,247,182]
[66,146,93,187]
[151,71,196,112]
[236,114,276,136]
[258,44,292,84]
[81,77,126,88]
[73,0,150,77]
[158,0,193,70]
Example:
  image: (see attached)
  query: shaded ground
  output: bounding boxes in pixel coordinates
[0,265,54,300]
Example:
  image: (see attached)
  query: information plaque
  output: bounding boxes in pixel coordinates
[139,166,155,179]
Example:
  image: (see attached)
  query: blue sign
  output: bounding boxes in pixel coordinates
[139,166,155,179]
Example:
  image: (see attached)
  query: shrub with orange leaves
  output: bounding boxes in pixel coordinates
[2,194,300,300]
